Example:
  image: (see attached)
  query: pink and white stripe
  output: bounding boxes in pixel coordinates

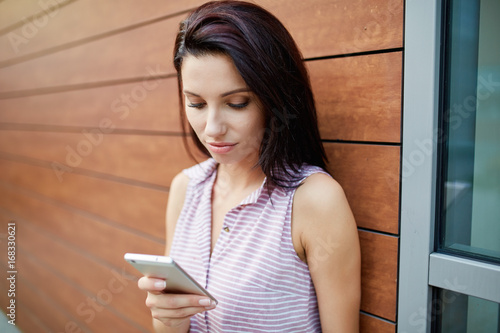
[169,158,328,332]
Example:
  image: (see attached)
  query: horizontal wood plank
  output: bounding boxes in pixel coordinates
[1,0,403,65]
[359,230,398,321]
[258,0,403,58]
[0,159,168,239]
[0,181,164,264]
[309,52,402,143]
[10,274,76,333]
[0,0,207,63]
[16,248,143,332]
[0,0,403,95]
[16,303,52,333]
[0,0,72,32]
[360,313,396,333]
[1,51,403,141]
[0,243,90,333]
[0,136,401,234]
[0,214,52,333]
[0,77,180,132]
[325,143,400,234]
[0,17,179,93]
[17,221,153,329]
[0,131,198,187]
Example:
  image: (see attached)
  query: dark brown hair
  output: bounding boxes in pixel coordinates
[174,0,327,187]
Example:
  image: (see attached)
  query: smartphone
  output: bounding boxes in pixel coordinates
[124,253,217,304]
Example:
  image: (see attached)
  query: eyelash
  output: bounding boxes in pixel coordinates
[228,102,249,109]
[187,102,249,109]
[187,103,205,109]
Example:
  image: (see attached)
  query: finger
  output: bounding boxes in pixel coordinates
[153,311,193,329]
[149,300,216,327]
[151,303,213,321]
[138,276,167,292]
[146,293,217,311]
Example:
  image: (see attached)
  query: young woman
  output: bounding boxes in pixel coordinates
[138,1,361,332]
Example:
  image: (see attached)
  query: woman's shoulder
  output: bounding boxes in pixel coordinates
[166,171,190,221]
[295,172,346,211]
[167,158,217,212]
[292,171,353,234]
[291,171,356,264]
[182,158,218,183]
[169,171,190,197]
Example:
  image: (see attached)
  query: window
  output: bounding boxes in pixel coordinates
[434,0,500,331]
[399,0,500,332]
[438,0,500,265]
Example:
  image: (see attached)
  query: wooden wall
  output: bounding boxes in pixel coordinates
[0,0,403,332]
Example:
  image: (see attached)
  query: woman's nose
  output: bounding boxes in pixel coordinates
[205,107,226,137]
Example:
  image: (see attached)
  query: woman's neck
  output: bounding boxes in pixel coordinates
[214,161,266,196]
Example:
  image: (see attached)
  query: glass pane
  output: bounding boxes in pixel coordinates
[440,0,500,262]
[437,289,500,333]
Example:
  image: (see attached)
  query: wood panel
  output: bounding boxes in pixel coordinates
[0,159,167,239]
[0,0,207,63]
[0,77,180,132]
[325,143,400,234]
[17,221,152,330]
[257,0,404,58]
[0,0,403,95]
[1,138,400,234]
[0,17,179,94]
[309,52,402,143]
[359,230,398,321]
[17,248,143,332]
[360,313,396,333]
[0,221,53,332]
[0,0,73,31]
[16,278,78,333]
[0,237,91,333]
[0,0,404,330]
[1,0,403,64]
[0,184,400,328]
[16,304,52,333]
[0,182,164,265]
[0,131,195,187]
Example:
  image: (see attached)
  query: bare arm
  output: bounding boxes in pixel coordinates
[138,172,216,333]
[164,172,190,257]
[292,173,361,332]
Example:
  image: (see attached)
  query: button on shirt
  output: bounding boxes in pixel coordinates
[169,158,328,332]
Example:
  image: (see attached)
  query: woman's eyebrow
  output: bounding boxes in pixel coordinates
[220,88,250,97]
[183,88,250,97]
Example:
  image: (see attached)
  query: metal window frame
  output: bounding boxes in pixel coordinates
[398,0,442,332]
[429,253,500,303]
[399,1,500,332]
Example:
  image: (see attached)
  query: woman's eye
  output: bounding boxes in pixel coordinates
[188,103,205,109]
[227,102,249,109]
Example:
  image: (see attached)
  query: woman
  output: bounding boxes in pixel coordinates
[138,1,361,332]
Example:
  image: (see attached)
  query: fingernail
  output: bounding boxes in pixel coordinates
[205,303,216,310]
[206,300,217,309]
[154,281,166,289]
[198,299,212,306]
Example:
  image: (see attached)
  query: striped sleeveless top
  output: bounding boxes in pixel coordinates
[169,158,328,332]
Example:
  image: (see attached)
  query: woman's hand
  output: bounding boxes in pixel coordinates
[138,276,217,329]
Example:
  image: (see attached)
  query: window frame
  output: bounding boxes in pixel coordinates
[398,0,442,331]
[398,0,500,332]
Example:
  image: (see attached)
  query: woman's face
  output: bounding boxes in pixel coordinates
[181,54,265,167]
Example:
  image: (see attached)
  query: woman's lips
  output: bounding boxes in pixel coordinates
[206,142,237,154]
